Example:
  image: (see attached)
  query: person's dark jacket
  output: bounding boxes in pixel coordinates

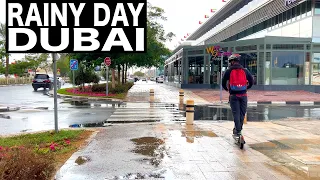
[222,64,254,95]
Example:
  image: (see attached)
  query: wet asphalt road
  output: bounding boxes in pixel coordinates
[0,84,119,135]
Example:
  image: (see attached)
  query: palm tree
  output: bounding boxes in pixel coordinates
[0,23,9,78]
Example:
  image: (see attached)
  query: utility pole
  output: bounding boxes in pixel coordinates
[52,53,58,133]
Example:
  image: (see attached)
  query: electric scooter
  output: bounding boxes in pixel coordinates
[233,133,245,149]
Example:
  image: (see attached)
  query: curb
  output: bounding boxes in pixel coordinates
[247,101,320,105]
[0,84,30,87]
[49,92,123,102]
[0,107,21,112]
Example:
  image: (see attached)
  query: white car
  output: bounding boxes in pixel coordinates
[156,76,164,83]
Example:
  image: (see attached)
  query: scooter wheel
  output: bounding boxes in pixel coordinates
[239,135,245,149]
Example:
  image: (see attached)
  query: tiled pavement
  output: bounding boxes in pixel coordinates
[192,89,320,103]
[57,120,320,179]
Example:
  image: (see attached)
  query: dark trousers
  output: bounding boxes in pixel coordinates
[230,95,248,134]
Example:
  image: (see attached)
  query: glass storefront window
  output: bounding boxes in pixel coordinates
[312,64,320,85]
[265,52,271,85]
[239,53,258,85]
[312,53,320,85]
[173,60,180,83]
[271,52,304,85]
[313,53,320,63]
[188,56,204,84]
[305,52,310,85]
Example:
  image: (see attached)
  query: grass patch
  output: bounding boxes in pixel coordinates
[0,130,93,180]
[0,129,83,147]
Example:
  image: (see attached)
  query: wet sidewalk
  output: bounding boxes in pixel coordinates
[56,119,320,180]
[192,90,320,103]
[125,81,209,104]
[55,82,320,179]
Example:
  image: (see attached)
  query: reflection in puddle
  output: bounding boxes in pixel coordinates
[69,122,111,128]
[130,137,167,167]
[191,105,320,122]
[181,125,218,143]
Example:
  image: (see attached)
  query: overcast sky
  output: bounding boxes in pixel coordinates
[0,0,226,61]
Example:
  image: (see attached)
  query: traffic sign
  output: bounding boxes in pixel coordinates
[70,59,78,70]
[104,57,111,66]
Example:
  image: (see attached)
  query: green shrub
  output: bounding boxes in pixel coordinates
[92,83,109,92]
[91,82,133,94]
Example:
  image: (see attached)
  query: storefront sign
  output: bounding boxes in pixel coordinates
[284,0,297,6]
[206,45,232,58]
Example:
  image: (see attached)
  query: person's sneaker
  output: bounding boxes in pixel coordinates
[233,128,237,135]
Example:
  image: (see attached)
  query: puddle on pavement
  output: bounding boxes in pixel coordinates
[188,105,320,122]
[130,137,167,167]
[181,125,218,143]
[75,156,90,165]
[69,121,112,128]
[111,169,175,180]
[61,100,122,108]
[250,139,320,179]
[61,100,91,106]
[0,114,10,119]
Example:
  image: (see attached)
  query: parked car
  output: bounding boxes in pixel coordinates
[156,76,164,83]
[142,78,146,81]
[150,77,155,81]
[32,74,53,91]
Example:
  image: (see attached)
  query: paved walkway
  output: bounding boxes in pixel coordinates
[125,81,209,104]
[192,89,320,103]
[56,82,320,180]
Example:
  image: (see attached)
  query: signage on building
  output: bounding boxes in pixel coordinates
[284,0,297,6]
[206,45,232,59]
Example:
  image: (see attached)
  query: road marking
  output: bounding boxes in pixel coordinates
[300,101,314,105]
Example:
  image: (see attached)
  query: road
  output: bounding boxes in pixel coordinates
[0,83,119,135]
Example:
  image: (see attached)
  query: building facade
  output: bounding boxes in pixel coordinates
[164,0,320,92]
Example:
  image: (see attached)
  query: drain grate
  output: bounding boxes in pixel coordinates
[264,94,277,96]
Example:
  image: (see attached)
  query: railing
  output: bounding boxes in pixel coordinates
[0,77,33,85]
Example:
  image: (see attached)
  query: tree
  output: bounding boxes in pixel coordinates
[0,23,9,78]
[8,60,32,76]
[69,62,100,88]
[69,4,174,85]
[25,54,49,75]
[134,71,145,77]
[39,54,51,73]
[57,54,71,77]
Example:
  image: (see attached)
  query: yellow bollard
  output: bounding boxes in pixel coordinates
[186,100,194,125]
[244,113,247,124]
[179,89,184,103]
[150,89,154,102]
[185,125,195,143]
